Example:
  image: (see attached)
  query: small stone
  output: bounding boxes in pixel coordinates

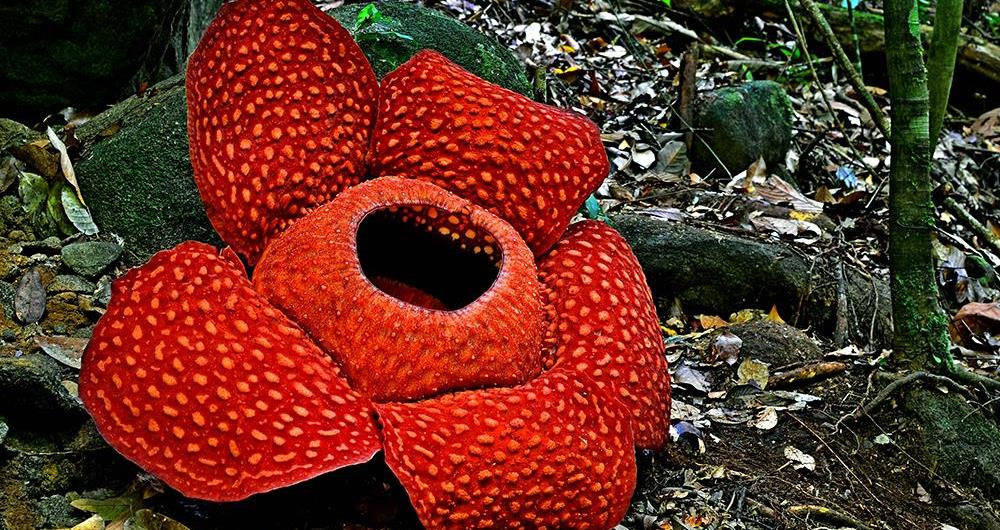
[41,293,91,336]
[60,241,122,278]
[47,275,96,294]
[0,250,30,281]
[20,237,62,255]
[93,277,112,306]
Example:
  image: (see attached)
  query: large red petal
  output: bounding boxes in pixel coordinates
[538,221,671,448]
[254,177,543,403]
[371,50,610,256]
[377,367,636,530]
[79,242,380,501]
[187,0,378,264]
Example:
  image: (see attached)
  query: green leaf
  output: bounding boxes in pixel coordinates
[17,171,48,213]
[660,0,672,6]
[355,3,384,32]
[61,185,99,235]
[123,510,191,530]
[71,493,141,522]
[47,180,77,236]
[734,36,765,47]
[580,195,609,222]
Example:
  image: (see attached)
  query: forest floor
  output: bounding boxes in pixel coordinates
[1,0,999,529]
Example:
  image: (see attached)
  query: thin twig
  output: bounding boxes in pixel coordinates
[942,196,1000,255]
[798,0,890,138]
[783,1,882,183]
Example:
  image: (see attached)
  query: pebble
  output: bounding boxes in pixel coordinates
[60,241,122,278]
[20,236,62,255]
[47,275,95,294]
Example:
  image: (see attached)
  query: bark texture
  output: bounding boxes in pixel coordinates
[884,0,950,369]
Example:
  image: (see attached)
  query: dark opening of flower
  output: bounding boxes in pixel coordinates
[80,0,672,528]
[357,205,502,311]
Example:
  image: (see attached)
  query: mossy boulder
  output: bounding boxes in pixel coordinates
[75,3,529,264]
[75,76,223,265]
[0,0,184,121]
[330,1,531,94]
[691,81,793,177]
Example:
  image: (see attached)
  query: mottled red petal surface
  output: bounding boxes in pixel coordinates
[254,177,543,402]
[538,221,671,448]
[79,242,381,501]
[187,0,378,264]
[371,50,610,256]
[377,367,636,530]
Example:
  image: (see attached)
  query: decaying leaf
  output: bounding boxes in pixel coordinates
[123,510,191,530]
[71,491,143,522]
[751,406,778,430]
[62,185,99,235]
[736,358,769,389]
[35,335,88,369]
[697,314,728,329]
[69,515,106,530]
[673,364,711,393]
[46,126,85,204]
[14,268,45,324]
[783,445,816,471]
[766,305,786,324]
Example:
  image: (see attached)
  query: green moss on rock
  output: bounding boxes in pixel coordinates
[903,387,1000,498]
[691,80,793,177]
[75,76,223,265]
[330,1,531,95]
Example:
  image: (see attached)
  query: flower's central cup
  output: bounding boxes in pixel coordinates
[253,177,544,402]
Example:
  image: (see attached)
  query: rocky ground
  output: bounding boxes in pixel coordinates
[1,0,999,529]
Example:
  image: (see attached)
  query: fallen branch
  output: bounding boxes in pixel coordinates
[799,0,890,138]
[788,504,875,530]
[673,0,1000,86]
[768,361,848,389]
[942,196,1000,256]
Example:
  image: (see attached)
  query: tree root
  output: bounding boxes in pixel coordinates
[849,371,976,420]
[788,504,875,530]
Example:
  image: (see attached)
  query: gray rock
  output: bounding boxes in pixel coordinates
[691,80,793,177]
[20,236,62,255]
[47,275,96,294]
[0,353,86,425]
[60,241,122,277]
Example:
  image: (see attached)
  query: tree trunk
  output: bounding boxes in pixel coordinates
[884,0,949,370]
[926,0,964,144]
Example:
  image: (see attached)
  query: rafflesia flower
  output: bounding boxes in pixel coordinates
[79,1,672,528]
